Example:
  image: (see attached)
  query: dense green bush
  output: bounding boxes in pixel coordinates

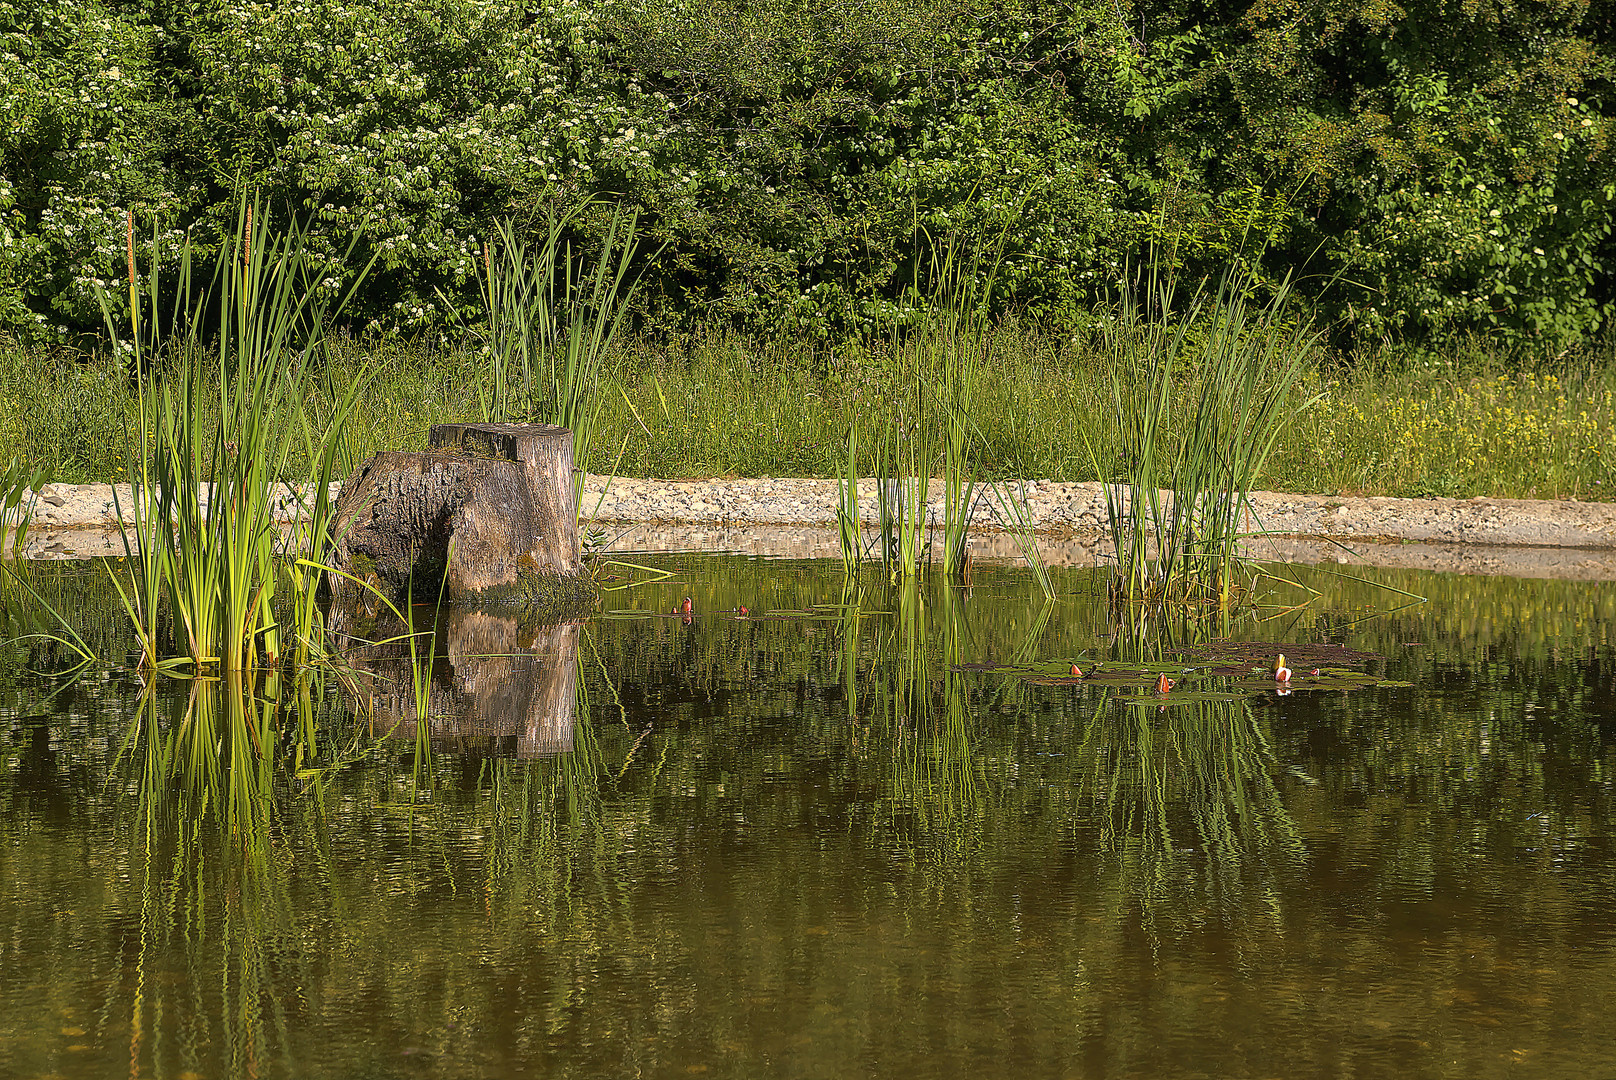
[1,0,1611,352]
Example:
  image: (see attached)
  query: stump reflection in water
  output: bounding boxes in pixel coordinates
[337,604,580,758]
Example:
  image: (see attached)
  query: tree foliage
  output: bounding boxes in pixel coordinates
[1,0,1611,352]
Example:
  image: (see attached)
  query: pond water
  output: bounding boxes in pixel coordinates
[3,556,1616,1080]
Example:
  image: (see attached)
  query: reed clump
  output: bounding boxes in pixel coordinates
[1086,264,1321,612]
[101,197,373,674]
[833,234,1051,594]
[472,202,649,512]
[0,457,51,557]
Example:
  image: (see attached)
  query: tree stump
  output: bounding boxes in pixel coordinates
[327,422,594,610]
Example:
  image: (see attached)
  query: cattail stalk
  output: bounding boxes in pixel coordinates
[126,208,138,339]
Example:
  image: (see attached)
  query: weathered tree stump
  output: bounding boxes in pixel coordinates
[327,422,595,610]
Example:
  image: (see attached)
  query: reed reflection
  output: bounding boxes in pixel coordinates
[109,626,617,1080]
[1085,610,1309,922]
[123,679,301,1080]
[865,583,989,862]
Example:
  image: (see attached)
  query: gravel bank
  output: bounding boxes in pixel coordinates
[585,476,1616,548]
[11,477,1616,577]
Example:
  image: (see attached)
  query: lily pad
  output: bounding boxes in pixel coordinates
[1121,689,1245,709]
[1169,641,1382,667]
[958,658,1204,691]
[955,642,1409,698]
[1232,666,1413,693]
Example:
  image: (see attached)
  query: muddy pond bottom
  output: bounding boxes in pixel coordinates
[3,555,1616,1079]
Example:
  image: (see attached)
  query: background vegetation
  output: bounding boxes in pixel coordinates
[3,0,1612,354]
[5,330,1616,499]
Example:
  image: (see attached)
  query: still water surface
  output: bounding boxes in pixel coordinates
[3,557,1616,1079]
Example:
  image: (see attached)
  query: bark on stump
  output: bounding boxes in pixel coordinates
[328,422,594,611]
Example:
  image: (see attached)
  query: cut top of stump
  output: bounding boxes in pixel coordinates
[430,422,574,465]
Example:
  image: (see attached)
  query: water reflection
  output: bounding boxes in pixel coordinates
[1078,696,1307,929]
[878,584,984,855]
[123,680,303,1080]
[100,649,619,1080]
[4,559,1616,1078]
[334,605,581,758]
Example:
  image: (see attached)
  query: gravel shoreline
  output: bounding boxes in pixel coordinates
[584,476,1616,548]
[20,475,1616,546]
[12,476,1616,577]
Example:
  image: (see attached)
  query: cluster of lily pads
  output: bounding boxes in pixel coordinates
[958,640,1411,707]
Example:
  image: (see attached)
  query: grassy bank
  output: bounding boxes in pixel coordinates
[3,327,1615,502]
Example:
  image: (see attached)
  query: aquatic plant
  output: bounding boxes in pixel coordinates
[1087,260,1322,611]
[835,425,862,575]
[918,235,993,582]
[0,457,50,559]
[99,197,373,674]
[985,479,1054,599]
[285,360,371,669]
[870,232,998,584]
[874,413,930,582]
[859,230,1060,590]
[472,203,650,513]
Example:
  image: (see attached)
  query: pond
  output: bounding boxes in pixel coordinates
[3,555,1616,1079]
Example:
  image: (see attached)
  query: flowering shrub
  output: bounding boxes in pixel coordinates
[0,0,1610,351]
[0,0,198,338]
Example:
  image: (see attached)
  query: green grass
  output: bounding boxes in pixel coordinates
[2,323,1615,501]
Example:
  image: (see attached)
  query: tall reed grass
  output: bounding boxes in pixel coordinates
[1087,263,1320,611]
[0,457,50,557]
[918,236,992,581]
[100,197,372,673]
[473,202,648,512]
[836,232,1051,589]
[835,426,862,576]
[874,414,931,581]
